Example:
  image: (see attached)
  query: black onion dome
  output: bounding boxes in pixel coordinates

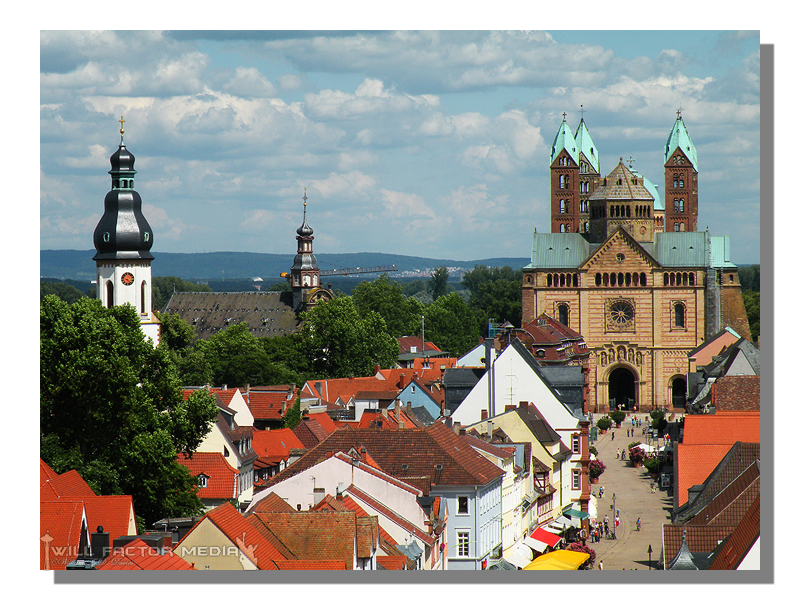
[93,142,154,261]
[296,214,313,236]
[109,141,136,174]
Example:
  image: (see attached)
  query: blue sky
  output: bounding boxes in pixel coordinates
[40,28,761,265]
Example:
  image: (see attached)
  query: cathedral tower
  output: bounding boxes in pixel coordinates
[92,117,160,344]
[664,110,699,232]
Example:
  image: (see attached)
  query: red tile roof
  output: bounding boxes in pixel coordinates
[377,555,408,570]
[708,495,760,570]
[682,414,760,445]
[293,417,333,449]
[247,387,297,422]
[96,538,195,570]
[251,428,304,463]
[356,409,420,430]
[184,502,287,568]
[40,500,86,570]
[40,460,96,500]
[274,560,348,570]
[397,336,441,354]
[346,485,434,547]
[663,524,737,564]
[675,444,734,507]
[248,511,358,569]
[263,423,505,491]
[712,376,760,412]
[249,492,297,513]
[177,452,239,500]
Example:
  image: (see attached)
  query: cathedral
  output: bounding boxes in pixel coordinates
[521,112,752,413]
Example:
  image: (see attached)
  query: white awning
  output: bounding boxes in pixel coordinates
[555,515,579,528]
[507,544,535,569]
[522,536,549,553]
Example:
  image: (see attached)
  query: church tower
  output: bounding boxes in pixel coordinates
[549,114,581,234]
[664,110,699,232]
[93,117,160,345]
[290,190,321,311]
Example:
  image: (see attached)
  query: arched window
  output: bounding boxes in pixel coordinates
[663,273,669,286]
[610,273,617,286]
[603,273,609,286]
[689,273,695,286]
[106,281,114,309]
[560,224,566,233]
[560,274,566,287]
[573,274,579,287]
[558,304,569,327]
[640,273,647,286]
[560,199,566,213]
[547,273,553,287]
[140,280,147,314]
[674,223,681,232]
[674,303,685,328]
[595,273,602,286]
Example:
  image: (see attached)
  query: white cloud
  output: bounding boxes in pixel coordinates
[379,189,436,219]
[222,67,278,98]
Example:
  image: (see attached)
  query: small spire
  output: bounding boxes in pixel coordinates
[676,104,682,120]
[627,155,635,169]
[579,104,586,120]
[119,115,125,143]
[562,112,567,122]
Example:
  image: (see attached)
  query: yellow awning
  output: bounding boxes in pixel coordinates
[522,550,590,570]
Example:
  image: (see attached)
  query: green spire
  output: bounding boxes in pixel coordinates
[664,109,698,168]
[550,112,580,166]
[574,116,599,173]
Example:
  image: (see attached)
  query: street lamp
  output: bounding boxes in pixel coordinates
[647,544,653,570]
[609,493,616,539]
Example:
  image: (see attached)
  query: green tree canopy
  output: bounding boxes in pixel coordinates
[40,281,88,305]
[428,266,450,300]
[743,289,760,339]
[422,292,481,357]
[299,295,399,378]
[40,295,218,526]
[462,265,522,328]
[351,274,423,337]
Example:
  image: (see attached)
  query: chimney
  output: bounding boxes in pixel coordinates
[398,421,405,429]
[382,408,388,417]
[505,404,514,412]
[395,399,401,418]
[91,526,110,560]
[481,409,488,420]
[400,373,407,388]
[222,383,227,391]
[519,401,528,408]
[454,422,461,435]
[245,383,250,394]
[281,400,287,414]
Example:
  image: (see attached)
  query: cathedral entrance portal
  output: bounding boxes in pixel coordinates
[671,377,687,409]
[608,367,637,411]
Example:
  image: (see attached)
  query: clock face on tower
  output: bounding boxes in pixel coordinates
[121,272,135,286]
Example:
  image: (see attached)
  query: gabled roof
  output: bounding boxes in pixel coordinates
[674,442,760,523]
[249,491,298,513]
[653,232,708,267]
[40,460,96,499]
[527,233,593,269]
[251,428,305,463]
[293,416,334,449]
[96,538,195,570]
[397,336,441,354]
[345,485,435,547]
[686,461,759,528]
[582,226,660,271]
[708,495,760,570]
[162,291,300,340]
[177,452,239,500]
[184,502,287,568]
[248,511,360,569]
[261,424,504,492]
[248,387,297,422]
[40,500,87,570]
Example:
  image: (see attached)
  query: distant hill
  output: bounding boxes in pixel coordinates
[40,249,531,282]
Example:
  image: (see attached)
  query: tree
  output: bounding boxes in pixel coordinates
[428,266,450,300]
[283,395,302,429]
[40,295,218,526]
[299,295,399,378]
[40,280,88,304]
[743,289,760,339]
[462,265,522,328]
[422,292,481,357]
[351,274,422,337]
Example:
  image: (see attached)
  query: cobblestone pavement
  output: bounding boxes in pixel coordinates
[588,414,672,570]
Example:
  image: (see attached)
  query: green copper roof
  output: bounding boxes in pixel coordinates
[574,119,600,173]
[526,233,593,269]
[664,115,698,168]
[653,232,708,267]
[709,235,736,268]
[550,119,580,166]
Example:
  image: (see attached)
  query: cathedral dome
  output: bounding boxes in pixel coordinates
[296,217,314,237]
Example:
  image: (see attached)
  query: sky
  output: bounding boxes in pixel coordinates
[40,29,762,266]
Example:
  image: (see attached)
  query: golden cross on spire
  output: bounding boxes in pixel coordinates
[562,112,567,121]
[119,115,125,140]
[303,187,307,207]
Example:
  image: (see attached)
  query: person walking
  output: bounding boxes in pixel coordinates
[598,560,604,570]
[616,448,620,459]
[611,431,615,441]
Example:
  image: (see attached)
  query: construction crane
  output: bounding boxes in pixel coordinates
[318,265,397,277]
[279,265,398,280]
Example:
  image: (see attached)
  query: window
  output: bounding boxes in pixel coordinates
[458,496,469,514]
[572,470,581,489]
[457,531,470,557]
[197,474,208,488]
[558,304,569,327]
[572,434,580,454]
[674,303,685,328]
